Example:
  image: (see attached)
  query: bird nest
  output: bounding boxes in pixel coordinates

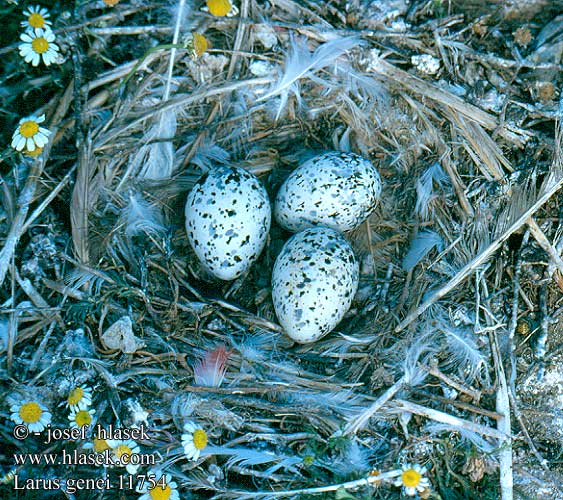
[1,0,563,498]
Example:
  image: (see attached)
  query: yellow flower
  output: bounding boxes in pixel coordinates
[69,408,96,428]
[10,400,52,432]
[191,33,209,58]
[93,437,110,453]
[107,439,141,474]
[394,463,431,496]
[21,5,52,30]
[19,27,60,66]
[138,473,179,500]
[181,422,208,461]
[11,114,51,153]
[24,146,44,157]
[66,384,93,411]
[207,0,232,16]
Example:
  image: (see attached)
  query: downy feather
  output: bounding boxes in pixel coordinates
[118,192,165,238]
[258,35,363,120]
[206,446,300,473]
[186,136,231,172]
[415,162,449,219]
[431,309,488,383]
[401,330,438,386]
[402,230,444,272]
[330,440,374,476]
[425,423,495,452]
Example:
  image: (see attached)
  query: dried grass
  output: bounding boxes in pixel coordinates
[2,0,563,499]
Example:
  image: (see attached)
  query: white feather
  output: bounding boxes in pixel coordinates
[341,66,388,105]
[189,137,231,172]
[205,446,300,474]
[119,192,165,238]
[415,162,449,219]
[127,110,177,181]
[64,268,109,295]
[402,230,444,271]
[431,309,488,383]
[330,440,374,476]
[402,331,437,386]
[425,423,495,452]
[258,35,363,120]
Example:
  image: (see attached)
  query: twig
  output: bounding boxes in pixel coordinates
[181,0,250,168]
[20,165,76,235]
[96,77,272,149]
[508,233,526,389]
[422,363,481,402]
[226,469,402,498]
[481,272,513,500]
[0,159,44,289]
[536,281,549,380]
[341,376,406,436]
[491,332,513,500]
[506,389,549,470]
[367,58,532,147]
[526,217,563,276]
[395,168,563,332]
[392,399,508,441]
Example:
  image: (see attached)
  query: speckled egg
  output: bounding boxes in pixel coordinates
[274,151,382,233]
[272,227,359,343]
[185,166,271,280]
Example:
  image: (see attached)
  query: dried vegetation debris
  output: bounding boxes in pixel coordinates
[2,0,563,498]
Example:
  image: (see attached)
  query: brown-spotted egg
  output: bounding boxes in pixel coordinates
[272,227,359,343]
[185,166,271,280]
[274,151,382,233]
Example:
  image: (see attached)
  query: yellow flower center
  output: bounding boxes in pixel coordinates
[74,410,92,427]
[93,438,110,453]
[28,13,45,28]
[103,0,121,5]
[207,0,231,16]
[24,147,43,157]
[19,402,42,424]
[192,429,208,450]
[19,121,39,138]
[114,445,132,461]
[149,484,172,500]
[31,37,49,54]
[402,469,422,488]
[192,33,209,57]
[67,387,84,406]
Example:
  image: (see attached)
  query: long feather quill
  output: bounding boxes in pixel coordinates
[258,35,363,120]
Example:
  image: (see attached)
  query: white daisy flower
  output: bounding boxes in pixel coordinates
[66,384,93,411]
[69,408,96,429]
[394,463,431,497]
[107,439,141,475]
[137,472,179,500]
[21,5,52,31]
[11,114,50,153]
[19,27,60,66]
[10,400,51,432]
[181,421,208,461]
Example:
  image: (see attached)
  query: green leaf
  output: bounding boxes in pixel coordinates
[335,487,357,500]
